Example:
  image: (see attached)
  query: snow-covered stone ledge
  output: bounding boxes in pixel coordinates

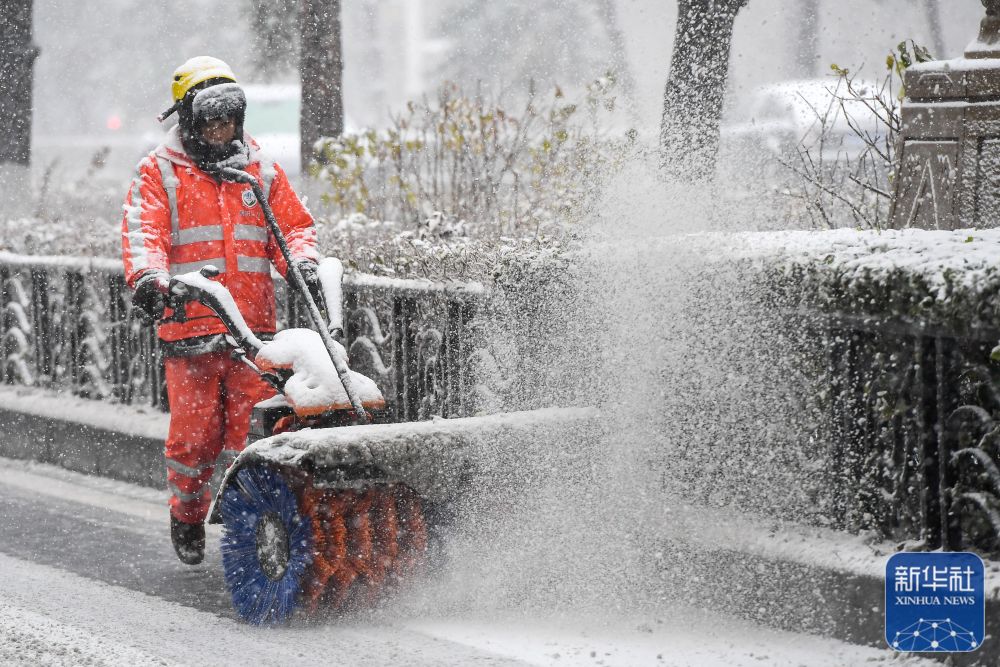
[0,385,168,440]
[0,385,168,487]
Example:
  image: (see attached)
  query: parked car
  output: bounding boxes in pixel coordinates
[242,83,358,178]
[720,78,887,172]
[242,84,301,176]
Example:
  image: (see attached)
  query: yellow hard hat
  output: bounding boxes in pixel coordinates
[171,56,237,103]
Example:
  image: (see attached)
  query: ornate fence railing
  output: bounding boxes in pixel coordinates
[745,225,1000,557]
[0,252,485,423]
[827,315,1000,552]
[814,315,1000,555]
[7,241,1000,555]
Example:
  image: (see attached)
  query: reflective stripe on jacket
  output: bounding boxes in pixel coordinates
[121,125,318,342]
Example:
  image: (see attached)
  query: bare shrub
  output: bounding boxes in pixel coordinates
[313,212,565,283]
[0,148,121,258]
[309,78,636,240]
[779,41,932,230]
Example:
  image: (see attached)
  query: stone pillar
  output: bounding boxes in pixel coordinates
[889,0,1000,229]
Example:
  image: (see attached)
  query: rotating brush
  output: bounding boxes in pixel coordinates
[220,465,313,625]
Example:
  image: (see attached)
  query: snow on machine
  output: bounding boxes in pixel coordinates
[159,168,428,624]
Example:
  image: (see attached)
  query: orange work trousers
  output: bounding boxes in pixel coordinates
[164,351,275,524]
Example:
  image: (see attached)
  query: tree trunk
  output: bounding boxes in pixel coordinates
[299,0,343,174]
[597,0,640,126]
[795,0,820,78]
[921,0,945,59]
[660,0,749,181]
[360,0,386,125]
[0,0,38,166]
[251,0,299,81]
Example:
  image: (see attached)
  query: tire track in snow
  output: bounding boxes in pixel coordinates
[0,458,528,665]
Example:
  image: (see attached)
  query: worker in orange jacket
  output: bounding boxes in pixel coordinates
[121,56,321,565]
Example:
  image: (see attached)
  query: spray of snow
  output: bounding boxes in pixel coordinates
[358,147,851,645]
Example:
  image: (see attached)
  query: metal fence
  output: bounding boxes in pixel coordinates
[7,251,1000,552]
[0,253,484,422]
[822,312,1000,554]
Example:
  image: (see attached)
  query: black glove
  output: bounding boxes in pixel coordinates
[131,270,169,325]
[293,258,327,317]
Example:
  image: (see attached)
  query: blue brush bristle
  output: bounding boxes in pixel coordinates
[220,465,313,625]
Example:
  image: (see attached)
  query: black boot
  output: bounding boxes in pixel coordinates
[171,516,205,565]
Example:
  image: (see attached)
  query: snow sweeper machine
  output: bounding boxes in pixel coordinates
[157,167,428,624]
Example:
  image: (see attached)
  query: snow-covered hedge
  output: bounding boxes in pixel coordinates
[731,228,1000,547]
[210,227,1000,551]
[741,227,1000,334]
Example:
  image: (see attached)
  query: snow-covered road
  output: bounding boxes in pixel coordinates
[0,457,936,666]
